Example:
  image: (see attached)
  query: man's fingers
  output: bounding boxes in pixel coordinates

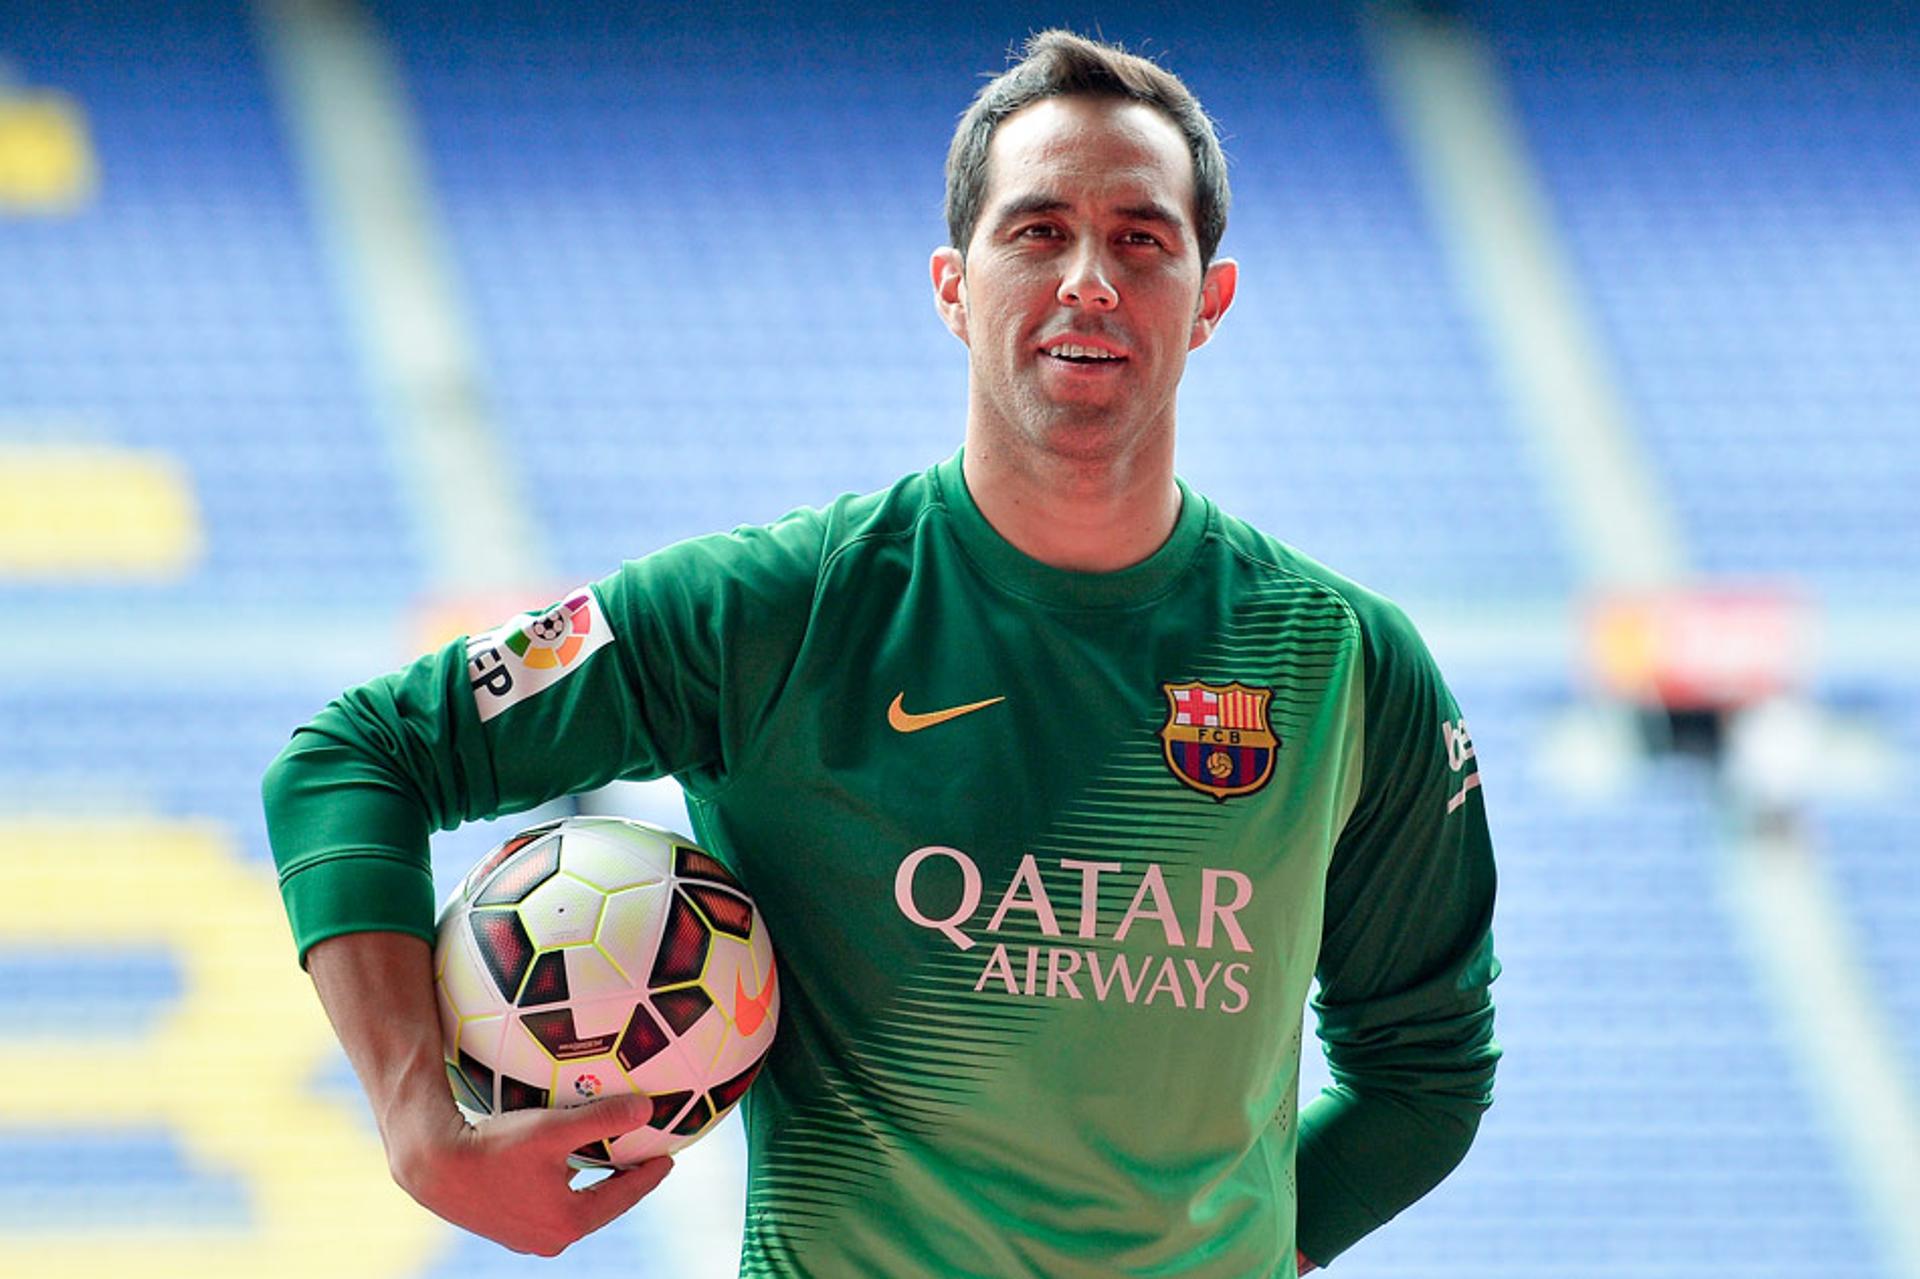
[573,1157,674,1235]
[548,1092,656,1149]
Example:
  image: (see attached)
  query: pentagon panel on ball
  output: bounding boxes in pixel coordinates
[432,816,780,1168]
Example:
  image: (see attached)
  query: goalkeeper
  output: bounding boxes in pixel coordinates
[265,29,1499,1277]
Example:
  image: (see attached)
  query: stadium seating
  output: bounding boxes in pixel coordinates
[1811,679,1920,1075]
[1490,0,1920,603]
[0,1,422,616]
[1352,675,1892,1277]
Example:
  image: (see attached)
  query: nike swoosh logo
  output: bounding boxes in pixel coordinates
[733,957,777,1037]
[887,691,1006,733]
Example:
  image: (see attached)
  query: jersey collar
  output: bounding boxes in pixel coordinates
[932,449,1210,609]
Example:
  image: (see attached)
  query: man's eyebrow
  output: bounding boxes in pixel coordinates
[990,194,1188,234]
[1115,201,1186,232]
[990,195,1073,227]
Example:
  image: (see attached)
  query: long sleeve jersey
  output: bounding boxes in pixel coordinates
[263,451,1500,1277]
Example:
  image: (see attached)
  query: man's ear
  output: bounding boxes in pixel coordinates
[931,247,969,345]
[1189,257,1238,351]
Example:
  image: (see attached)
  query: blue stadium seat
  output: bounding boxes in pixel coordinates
[0,1,422,614]
[1489,1,1920,604]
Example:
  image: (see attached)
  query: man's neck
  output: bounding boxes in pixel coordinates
[960,425,1182,574]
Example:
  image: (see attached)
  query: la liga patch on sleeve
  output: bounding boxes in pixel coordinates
[466,588,615,722]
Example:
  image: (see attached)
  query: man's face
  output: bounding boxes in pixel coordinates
[933,95,1235,464]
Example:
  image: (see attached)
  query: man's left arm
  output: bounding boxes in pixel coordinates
[1294,599,1502,1268]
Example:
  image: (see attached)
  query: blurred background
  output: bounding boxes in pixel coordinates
[1,0,1915,1275]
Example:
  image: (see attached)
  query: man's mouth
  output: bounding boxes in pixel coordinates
[1038,338,1129,365]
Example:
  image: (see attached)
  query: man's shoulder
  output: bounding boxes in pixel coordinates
[626,463,939,578]
[1203,500,1426,661]
[807,461,945,562]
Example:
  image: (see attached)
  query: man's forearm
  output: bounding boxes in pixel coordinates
[305,930,458,1172]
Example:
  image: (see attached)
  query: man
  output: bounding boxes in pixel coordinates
[264,30,1499,1277]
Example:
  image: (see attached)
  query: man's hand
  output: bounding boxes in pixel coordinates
[304,931,671,1255]
[389,1089,673,1257]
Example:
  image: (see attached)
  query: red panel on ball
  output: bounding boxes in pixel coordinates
[649,891,711,987]
[469,909,535,1001]
[673,845,743,889]
[683,883,754,940]
[476,836,563,906]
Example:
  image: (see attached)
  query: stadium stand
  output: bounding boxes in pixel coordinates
[1812,680,1920,1078]
[1346,674,1891,1277]
[0,0,422,615]
[1490,0,1920,603]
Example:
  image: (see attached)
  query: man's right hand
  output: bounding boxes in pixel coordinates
[387,1089,673,1257]
[304,931,672,1256]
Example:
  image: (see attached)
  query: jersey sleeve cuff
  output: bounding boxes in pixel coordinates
[279,852,439,969]
[1295,1119,1390,1264]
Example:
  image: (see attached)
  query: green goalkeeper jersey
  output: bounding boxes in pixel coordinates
[264,451,1499,1277]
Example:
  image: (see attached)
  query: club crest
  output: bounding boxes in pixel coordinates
[1159,681,1280,802]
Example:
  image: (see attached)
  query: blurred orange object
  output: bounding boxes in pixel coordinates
[1587,586,1811,712]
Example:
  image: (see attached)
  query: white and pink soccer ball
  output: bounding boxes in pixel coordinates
[433,816,779,1168]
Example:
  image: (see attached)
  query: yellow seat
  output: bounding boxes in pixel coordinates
[0,91,97,213]
[0,445,203,579]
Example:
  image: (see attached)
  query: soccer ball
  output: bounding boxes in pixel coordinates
[433,815,779,1169]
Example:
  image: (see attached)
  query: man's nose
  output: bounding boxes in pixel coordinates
[1057,244,1118,311]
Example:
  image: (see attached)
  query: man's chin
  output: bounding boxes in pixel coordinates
[1032,379,1126,416]
[1018,408,1149,462]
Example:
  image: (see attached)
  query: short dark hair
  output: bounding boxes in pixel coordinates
[945,30,1230,268]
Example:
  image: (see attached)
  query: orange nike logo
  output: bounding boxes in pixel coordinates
[733,957,777,1036]
[887,691,1006,733]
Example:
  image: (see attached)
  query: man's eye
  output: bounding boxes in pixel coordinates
[1017,224,1062,240]
[1123,231,1162,247]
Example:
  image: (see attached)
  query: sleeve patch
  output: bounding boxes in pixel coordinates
[465,588,615,722]
[1443,718,1480,814]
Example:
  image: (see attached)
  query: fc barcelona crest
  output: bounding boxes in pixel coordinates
[1159,681,1280,802]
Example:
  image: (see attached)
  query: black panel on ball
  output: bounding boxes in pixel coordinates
[652,985,712,1035]
[469,909,536,1001]
[671,1093,715,1137]
[673,845,742,889]
[461,821,563,898]
[523,1007,619,1060]
[682,883,754,939]
[617,1004,670,1071]
[707,1059,764,1114]
[518,949,570,1007]
[456,1048,496,1113]
[646,1089,693,1131]
[649,891,711,987]
[499,1074,551,1112]
[445,1059,488,1114]
[476,835,563,906]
